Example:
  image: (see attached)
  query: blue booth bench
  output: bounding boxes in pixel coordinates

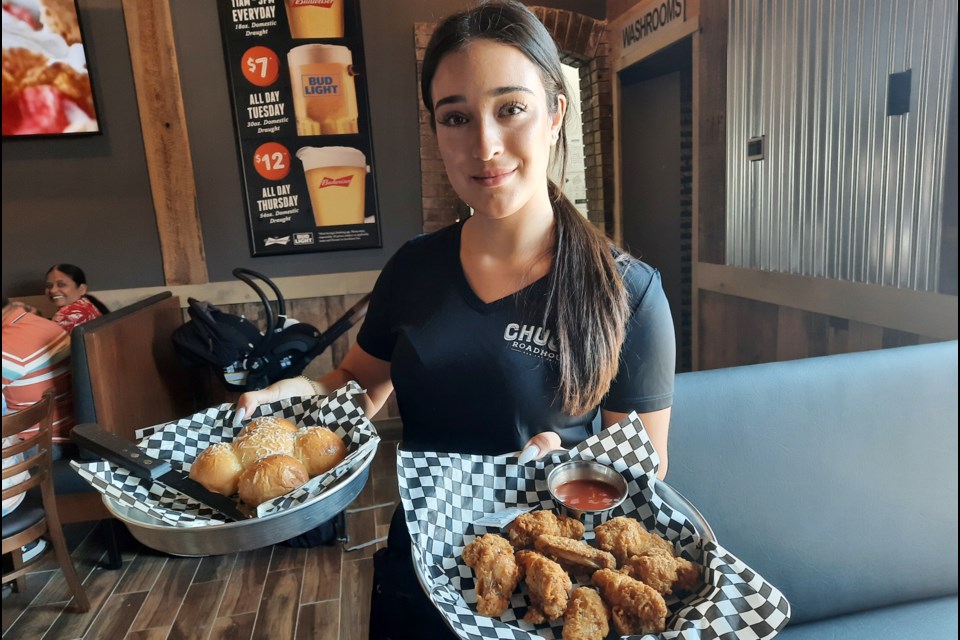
[666,340,958,638]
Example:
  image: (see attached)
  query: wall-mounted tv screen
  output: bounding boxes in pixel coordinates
[2,0,101,137]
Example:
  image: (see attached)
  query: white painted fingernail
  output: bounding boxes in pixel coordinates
[232,407,246,429]
[518,445,540,464]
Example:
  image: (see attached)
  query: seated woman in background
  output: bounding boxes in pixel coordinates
[45,264,110,333]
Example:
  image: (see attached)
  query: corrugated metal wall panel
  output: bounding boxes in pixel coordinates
[726,0,957,290]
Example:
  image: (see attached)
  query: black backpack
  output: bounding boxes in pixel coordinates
[172,268,369,392]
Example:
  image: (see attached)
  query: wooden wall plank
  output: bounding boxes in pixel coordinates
[847,321,885,354]
[702,287,943,370]
[695,0,728,265]
[699,263,958,341]
[697,290,778,370]
[121,0,207,286]
[776,306,816,361]
[882,328,922,349]
[13,271,380,318]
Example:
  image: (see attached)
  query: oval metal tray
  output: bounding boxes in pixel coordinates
[650,476,716,543]
[104,450,374,557]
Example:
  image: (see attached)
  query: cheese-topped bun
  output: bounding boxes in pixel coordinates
[239,416,298,437]
[237,454,309,507]
[189,442,243,496]
[294,426,347,476]
[233,423,296,469]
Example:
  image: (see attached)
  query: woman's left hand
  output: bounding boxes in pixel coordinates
[517,431,563,463]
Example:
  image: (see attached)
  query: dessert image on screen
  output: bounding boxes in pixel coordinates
[2,0,99,136]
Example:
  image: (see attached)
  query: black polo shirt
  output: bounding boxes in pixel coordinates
[357,220,675,455]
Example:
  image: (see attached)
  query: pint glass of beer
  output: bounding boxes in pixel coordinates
[284,0,344,39]
[287,44,359,136]
[297,146,369,226]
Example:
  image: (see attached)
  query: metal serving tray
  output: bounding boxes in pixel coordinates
[103,450,374,557]
[650,477,715,543]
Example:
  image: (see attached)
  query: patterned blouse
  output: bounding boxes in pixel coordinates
[52,296,102,333]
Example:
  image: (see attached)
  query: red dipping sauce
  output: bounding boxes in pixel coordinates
[553,479,622,511]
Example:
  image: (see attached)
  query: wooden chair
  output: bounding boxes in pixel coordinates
[3,389,90,611]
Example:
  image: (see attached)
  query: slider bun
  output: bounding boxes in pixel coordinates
[237,454,309,506]
[233,423,296,468]
[189,443,243,496]
[294,426,347,476]
[239,416,298,437]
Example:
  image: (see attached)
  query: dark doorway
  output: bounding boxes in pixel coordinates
[618,38,693,372]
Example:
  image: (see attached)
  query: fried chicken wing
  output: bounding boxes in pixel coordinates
[462,534,521,617]
[534,534,616,573]
[593,515,674,565]
[505,510,585,549]
[516,550,572,622]
[622,548,702,595]
[557,513,586,540]
[562,586,610,640]
[592,568,668,635]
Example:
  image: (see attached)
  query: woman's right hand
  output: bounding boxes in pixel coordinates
[232,376,317,428]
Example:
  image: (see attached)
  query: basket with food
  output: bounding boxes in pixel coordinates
[71,381,379,529]
[399,414,791,640]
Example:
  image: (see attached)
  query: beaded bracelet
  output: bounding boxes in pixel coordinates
[296,375,323,396]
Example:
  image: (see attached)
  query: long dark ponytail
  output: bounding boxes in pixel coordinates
[422,1,628,416]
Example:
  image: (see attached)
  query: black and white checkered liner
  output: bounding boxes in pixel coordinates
[71,381,379,526]
[398,412,791,640]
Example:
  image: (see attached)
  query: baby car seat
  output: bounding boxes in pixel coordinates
[172,268,369,392]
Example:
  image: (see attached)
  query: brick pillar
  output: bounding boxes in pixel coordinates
[414,22,461,233]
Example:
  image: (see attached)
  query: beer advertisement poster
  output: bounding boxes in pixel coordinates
[217,0,382,256]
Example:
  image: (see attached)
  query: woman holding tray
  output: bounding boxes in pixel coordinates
[235,1,675,637]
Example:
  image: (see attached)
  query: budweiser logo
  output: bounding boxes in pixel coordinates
[292,0,336,7]
[319,175,353,188]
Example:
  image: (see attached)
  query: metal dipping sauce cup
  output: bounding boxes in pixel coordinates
[547,460,628,521]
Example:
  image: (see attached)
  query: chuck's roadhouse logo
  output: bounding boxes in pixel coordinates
[504,323,559,362]
[291,0,336,7]
[318,175,353,188]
